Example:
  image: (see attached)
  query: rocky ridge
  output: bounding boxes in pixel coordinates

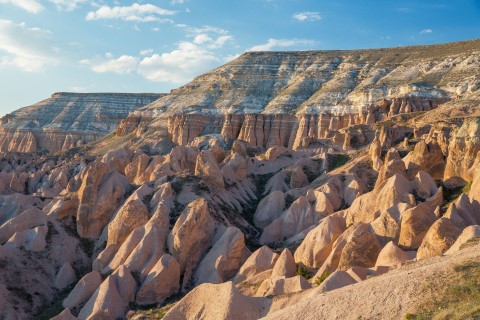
[0,92,163,153]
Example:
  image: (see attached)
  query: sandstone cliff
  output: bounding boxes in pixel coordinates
[0,92,163,153]
[113,39,480,154]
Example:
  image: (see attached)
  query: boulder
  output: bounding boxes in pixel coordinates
[316,270,357,293]
[195,150,224,189]
[136,254,180,305]
[314,223,379,277]
[0,207,46,244]
[290,165,309,188]
[270,249,296,279]
[233,246,279,284]
[195,227,250,285]
[374,159,406,189]
[445,225,480,255]
[413,171,438,199]
[294,215,346,268]
[337,226,382,271]
[398,188,443,250]
[55,263,76,290]
[417,218,461,260]
[63,271,102,309]
[253,191,285,228]
[265,146,288,160]
[221,153,247,183]
[403,140,445,179]
[101,147,132,175]
[78,265,136,320]
[167,198,216,289]
[375,241,413,267]
[257,275,311,296]
[260,193,328,245]
[443,194,480,229]
[77,162,129,238]
[347,173,414,225]
[102,202,170,277]
[107,185,152,246]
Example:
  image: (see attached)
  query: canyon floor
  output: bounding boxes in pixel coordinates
[0,39,480,320]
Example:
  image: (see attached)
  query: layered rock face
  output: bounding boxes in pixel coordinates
[0,92,163,153]
[160,100,445,149]
[116,40,480,151]
[138,40,480,117]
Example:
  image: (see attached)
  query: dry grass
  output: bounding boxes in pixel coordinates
[406,258,480,320]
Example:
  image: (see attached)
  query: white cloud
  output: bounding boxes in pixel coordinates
[420,29,433,34]
[138,42,220,82]
[81,41,223,83]
[139,48,154,56]
[249,38,315,51]
[86,3,176,22]
[292,11,321,22]
[48,0,87,11]
[0,0,43,14]
[171,0,184,4]
[151,27,159,32]
[0,19,57,71]
[185,25,228,35]
[193,34,213,45]
[209,35,233,49]
[80,55,139,74]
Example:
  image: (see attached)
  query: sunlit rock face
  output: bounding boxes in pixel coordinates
[0,92,163,153]
[117,40,480,151]
[136,40,480,118]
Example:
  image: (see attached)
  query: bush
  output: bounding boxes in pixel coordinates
[315,271,330,286]
[327,154,350,171]
[296,265,312,280]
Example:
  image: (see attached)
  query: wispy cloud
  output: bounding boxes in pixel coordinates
[81,42,222,83]
[171,0,184,4]
[138,42,221,82]
[420,28,433,34]
[80,55,139,74]
[0,0,43,14]
[182,25,229,35]
[48,0,87,11]
[81,22,235,83]
[292,11,321,22]
[0,19,58,71]
[139,49,154,56]
[249,38,315,51]
[86,3,176,22]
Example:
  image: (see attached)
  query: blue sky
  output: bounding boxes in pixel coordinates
[0,0,479,115]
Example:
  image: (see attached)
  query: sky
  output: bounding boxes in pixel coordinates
[0,0,479,116]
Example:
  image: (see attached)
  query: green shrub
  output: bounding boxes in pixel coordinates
[315,271,330,286]
[296,265,312,280]
[327,154,350,171]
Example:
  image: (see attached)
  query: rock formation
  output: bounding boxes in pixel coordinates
[0,93,163,153]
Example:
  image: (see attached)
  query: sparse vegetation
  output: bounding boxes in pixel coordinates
[296,265,312,280]
[327,154,350,171]
[406,260,480,320]
[315,271,330,286]
[441,181,473,212]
